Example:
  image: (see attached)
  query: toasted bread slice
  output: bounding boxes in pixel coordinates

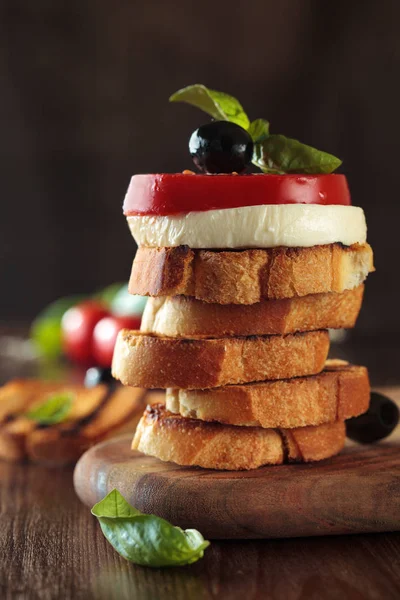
[112,329,329,389]
[129,243,374,304]
[0,379,75,423]
[141,286,364,338]
[132,404,346,470]
[166,360,370,428]
[0,380,159,464]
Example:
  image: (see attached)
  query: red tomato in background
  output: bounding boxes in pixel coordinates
[61,301,109,365]
[92,315,141,368]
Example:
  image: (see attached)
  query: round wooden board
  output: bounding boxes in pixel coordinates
[73,433,400,539]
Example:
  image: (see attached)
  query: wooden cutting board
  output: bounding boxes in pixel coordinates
[74,398,400,539]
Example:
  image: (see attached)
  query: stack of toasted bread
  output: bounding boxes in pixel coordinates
[112,242,374,470]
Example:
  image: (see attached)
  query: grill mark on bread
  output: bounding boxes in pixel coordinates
[258,249,273,299]
[182,242,351,253]
[126,329,320,343]
[2,414,17,425]
[145,403,228,434]
[277,429,290,462]
[59,383,119,436]
[59,384,148,437]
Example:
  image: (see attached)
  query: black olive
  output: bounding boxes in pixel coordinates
[346,392,399,444]
[189,121,254,174]
[84,367,115,388]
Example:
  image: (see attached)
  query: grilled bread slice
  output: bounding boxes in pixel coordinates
[0,379,159,464]
[112,330,329,389]
[132,404,346,470]
[166,360,370,429]
[141,286,364,338]
[129,243,374,305]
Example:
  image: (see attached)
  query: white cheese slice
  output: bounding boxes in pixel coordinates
[127,204,367,249]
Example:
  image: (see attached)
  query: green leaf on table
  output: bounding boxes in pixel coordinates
[248,118,270,143]
[26,392,73,425]
[170,84,250,130]
[253,134,342,174]
[92,489,210,567]
[30,295,86,360]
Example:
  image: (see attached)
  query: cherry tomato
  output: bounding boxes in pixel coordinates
[92,315,141,368]
[61,301,109,365]
[123,173,351,216]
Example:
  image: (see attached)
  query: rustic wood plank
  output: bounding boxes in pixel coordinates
[73,425,400,540]
[0,458,400,599]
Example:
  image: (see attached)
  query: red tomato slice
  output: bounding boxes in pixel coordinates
[123,173,351,216]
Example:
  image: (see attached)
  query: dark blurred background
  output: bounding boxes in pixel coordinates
[0,0,398,339]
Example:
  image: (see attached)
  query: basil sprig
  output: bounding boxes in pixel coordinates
[170,84,342,174]
[92,489,210,568]
[25,392,73,425]
[170,84,249,130]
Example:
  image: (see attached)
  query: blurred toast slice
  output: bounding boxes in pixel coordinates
[0,379,158,464]
[141,286,364,338]
[112,329,330,389]
[132,403,346,470]
[129,243,374,304]
[166,360,370,429]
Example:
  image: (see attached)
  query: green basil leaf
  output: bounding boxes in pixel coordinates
[92,489,210,567]
[248,118,270,143]
[92,489,141,518]
[254,134,342,174]
[25,392,73,425]
[170,84,250,130]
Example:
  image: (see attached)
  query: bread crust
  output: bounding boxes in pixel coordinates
[166,360,370,428]
[129,243,374,304]
[132,404,346,470]
[112,330,330,389]
[141,286,364,338]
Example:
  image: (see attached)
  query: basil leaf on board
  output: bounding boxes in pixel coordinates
[170,84,250,130]
[92,489,210,567]
[248,118,270,143]
[254,134,342,174]
[26,392,73,425]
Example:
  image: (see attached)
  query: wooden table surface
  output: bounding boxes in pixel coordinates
[1,330,400,599]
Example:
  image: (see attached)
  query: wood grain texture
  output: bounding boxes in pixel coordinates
[2,460,400,600]
[74,426,400,540]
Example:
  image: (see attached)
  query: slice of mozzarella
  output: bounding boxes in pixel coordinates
[127,204,367,249]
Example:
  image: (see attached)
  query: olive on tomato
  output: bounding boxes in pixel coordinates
[189,121,253,174]
[61,301,109,366]
[92,315,141,368]
[123,173,351,216]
